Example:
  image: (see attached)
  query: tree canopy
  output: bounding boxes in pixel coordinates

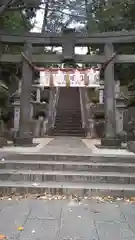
[0,1,37,120]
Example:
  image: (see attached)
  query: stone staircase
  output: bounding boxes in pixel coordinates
[51,87,85,136]
[1,153,135,197]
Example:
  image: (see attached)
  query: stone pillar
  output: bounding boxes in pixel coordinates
[16,43,33,145]
[99,90,104,104]
[79,88,85,128]
[13,81,21,133]
[13,101,20,131]
[116,98,127,134]
[88,117,96,138]
[0,67,7,147]
[62,28,75,62]
[18,80,21,94]
[116,108,123,133]
[115,80,120,98]
[36,87,41,102]
[46,87,56,134]
[101,43,121,147]
[99,80,104,104]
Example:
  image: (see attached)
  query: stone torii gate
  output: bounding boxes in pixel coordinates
[0,29,135,146]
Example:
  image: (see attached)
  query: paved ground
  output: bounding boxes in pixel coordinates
[82,139,135,156]
[40,137,92,154]
[0,137,134,156]
[0,198,135,240]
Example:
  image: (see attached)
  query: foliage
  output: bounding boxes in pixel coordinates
[0,12,30,32]
[86,0,135,32]
[85,0,135,88]
[0,5,35,121]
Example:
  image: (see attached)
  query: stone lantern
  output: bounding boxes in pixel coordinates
[116,95,127,134]
[12,90,33,136]
[99,80,104,104]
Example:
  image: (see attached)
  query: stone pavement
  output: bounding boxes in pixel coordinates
[0,198,135,240]
[0,138,54,154]
[40,136,92,154]
[0,137,135,156]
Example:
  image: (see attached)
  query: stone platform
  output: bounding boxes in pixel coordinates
[2,137,134,155]
[0,198,135,240]
[0,137,135,197]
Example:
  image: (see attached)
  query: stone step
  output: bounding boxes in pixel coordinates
[57,109,81,112]
[55,119,82,122]
[53,125,82,129]
[55,117,82,122]
[0,180,135,197]
[55,121,82,124]
[54,122,82,126]
[55,112,81,116]
[55,123,82,126]
[50,132,84,137]
[53,129,84,133]
[55,87,82,137]
[55,117,81,120]
[1,160,135,173]
[54,123,82,127]
[56,109,81,112]
[55,120,82,124]
[56,113,81,116]
[0,169,135,184]
[3,153,135,162]
[52,128,84,133]
[51,132,85,137]
[55,119,82,124]
[54,123,82,126]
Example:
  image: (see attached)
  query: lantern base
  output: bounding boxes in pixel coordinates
[97,137,121,149]
[13,136,33,146]
[0,137,7,148]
